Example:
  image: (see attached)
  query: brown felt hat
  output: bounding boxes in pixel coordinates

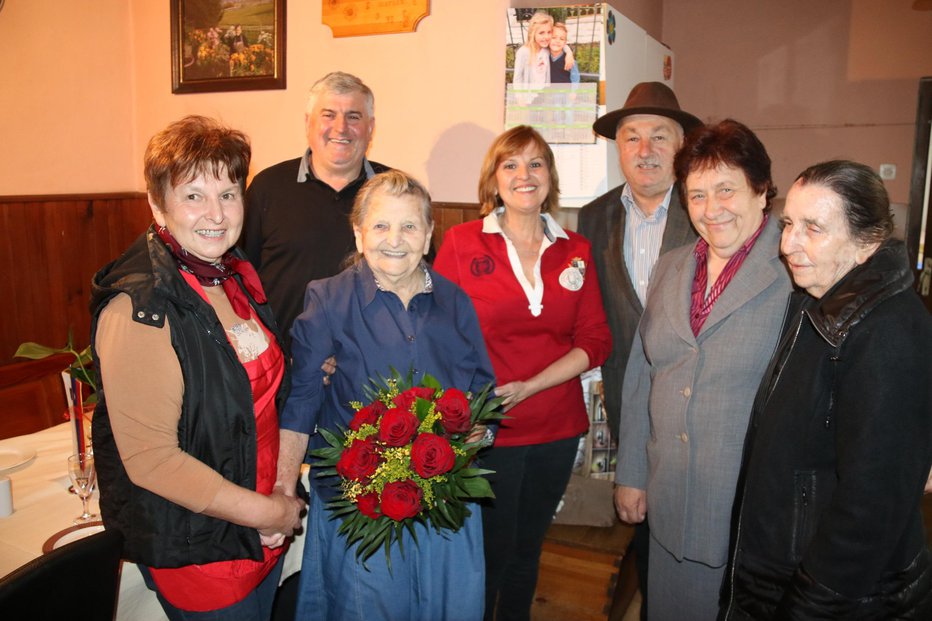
[593,81,702,140]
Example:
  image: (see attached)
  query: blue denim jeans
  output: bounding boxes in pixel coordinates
[139,555,284,621]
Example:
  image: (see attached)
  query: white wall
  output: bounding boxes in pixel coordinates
[0,0,662,201]
[663,0,932,203]
[1,0,514,201]
[0,0,136,195]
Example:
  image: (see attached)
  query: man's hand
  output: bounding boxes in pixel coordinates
[321,356,336,386]
[260,532,286,549]
[258,490,305,540]
[614,485,647,524]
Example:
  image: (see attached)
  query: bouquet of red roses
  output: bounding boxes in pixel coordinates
[310,368,503,568]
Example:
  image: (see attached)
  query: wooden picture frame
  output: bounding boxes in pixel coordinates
[171,0,285,94]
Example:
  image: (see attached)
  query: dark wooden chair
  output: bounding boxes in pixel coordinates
[0,353,71,440]
[0,528,123,620]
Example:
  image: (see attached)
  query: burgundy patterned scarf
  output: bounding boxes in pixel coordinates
[156,226,266,320]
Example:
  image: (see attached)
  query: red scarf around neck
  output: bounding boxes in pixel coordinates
[155,225,266,320]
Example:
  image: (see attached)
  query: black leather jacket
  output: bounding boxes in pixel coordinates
[90,226,289,567]
[721,240,932,620]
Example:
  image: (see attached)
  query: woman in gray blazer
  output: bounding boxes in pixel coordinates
[614,119,792,620]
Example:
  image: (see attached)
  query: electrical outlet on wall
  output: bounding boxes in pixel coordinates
[879,164,896,180]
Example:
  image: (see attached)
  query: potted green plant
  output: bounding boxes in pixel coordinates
[15,329,97,405]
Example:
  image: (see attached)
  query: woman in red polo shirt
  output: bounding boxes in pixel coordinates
[434,125,610,621]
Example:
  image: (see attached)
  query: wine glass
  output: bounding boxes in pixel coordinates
[67,453,97,524]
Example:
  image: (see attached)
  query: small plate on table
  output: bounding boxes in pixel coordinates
[42,521,106,553]
[0,445,37,476]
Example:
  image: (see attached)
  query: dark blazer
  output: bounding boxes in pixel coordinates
[577,184,696,434]
[721,240,932,620]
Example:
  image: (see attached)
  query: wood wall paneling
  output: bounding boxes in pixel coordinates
[1,195,479,364]
[432,202,481,245]
[0,353,73,439]
[0,194,151,362]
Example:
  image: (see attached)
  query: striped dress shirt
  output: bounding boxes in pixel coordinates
[621,184,674,305]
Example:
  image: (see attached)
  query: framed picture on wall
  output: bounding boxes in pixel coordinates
[171,0,285,94]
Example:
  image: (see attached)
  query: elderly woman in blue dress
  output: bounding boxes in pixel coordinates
[275,170,496,620]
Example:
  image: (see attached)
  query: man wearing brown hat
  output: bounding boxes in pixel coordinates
[577,81,701,619]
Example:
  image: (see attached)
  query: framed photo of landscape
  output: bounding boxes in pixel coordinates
[171,0,285,94]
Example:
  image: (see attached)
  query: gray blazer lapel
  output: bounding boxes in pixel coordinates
[659,247,699,347]
[660,190,697,254]
[655,191,699,346]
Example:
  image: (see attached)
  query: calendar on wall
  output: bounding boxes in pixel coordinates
[503,4,678,207]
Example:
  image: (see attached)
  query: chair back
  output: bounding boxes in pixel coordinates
[0,528,123,620]
[0,353,71,440]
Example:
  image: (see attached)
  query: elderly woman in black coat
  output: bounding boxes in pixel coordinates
[720,160,932,620]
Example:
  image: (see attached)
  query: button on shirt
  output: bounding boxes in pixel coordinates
[621,184,673,305]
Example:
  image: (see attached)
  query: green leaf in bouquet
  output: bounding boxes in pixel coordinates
[452,477,473,498]
[403,518,419,544]
[421,373,442,391]
[432,498,457,528]
[317,426,348,449]
[448,500,468,525]
[312,467,338,478]
[328,502,360,519]
[383,535,395,570]
[357,535,389,570]
[453,473,494,498]
[345,513,387,549]
[427,509,450,532]
[356,518,404,574]
[460,476,495,499]
[309,445,342,461]
[452,453,471,470]
[361,382,382,404]
[414,397,432,422]
[467,383,506,423]
[361,367,394,402]
[458,467,495,478]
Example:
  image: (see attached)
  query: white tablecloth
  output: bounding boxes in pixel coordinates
[0,423,306,620]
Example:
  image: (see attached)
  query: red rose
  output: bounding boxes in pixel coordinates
[349,400,387,431]
[393,386,436,412]
[410,433,456,478]
[377,407,419,447]
[379,480,423,521]
[356,492,380,519]
[336,438,381,481]
[436,388,472,434]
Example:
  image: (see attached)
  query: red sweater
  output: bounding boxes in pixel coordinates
[435,217,610,447]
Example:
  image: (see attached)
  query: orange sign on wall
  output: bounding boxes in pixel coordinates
[322,0,430,38]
